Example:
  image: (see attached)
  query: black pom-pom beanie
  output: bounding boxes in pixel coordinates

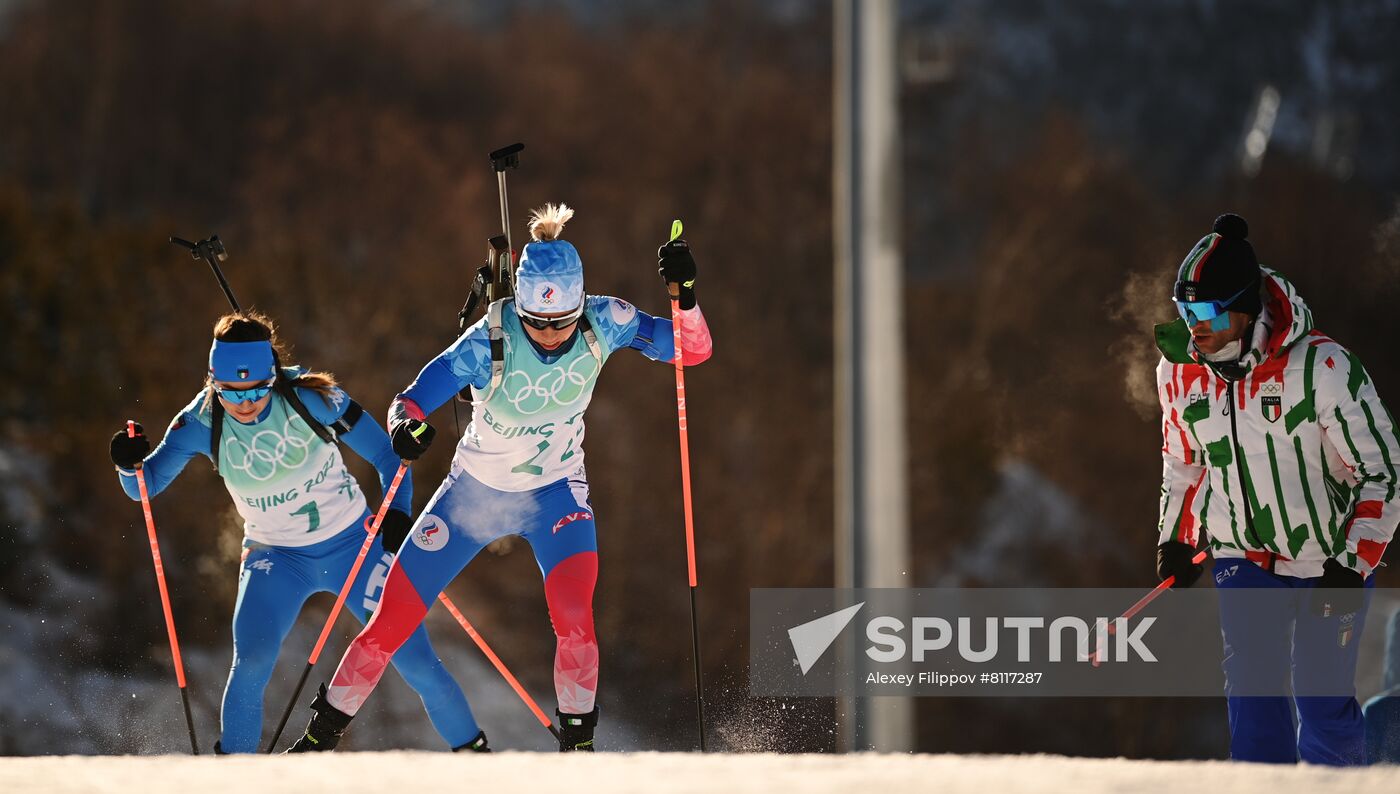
[1173,213,1263,316]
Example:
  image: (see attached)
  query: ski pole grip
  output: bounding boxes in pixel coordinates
[666,219,685,300]
[126,419,144,470]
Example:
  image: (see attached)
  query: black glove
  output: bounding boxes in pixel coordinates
[379,509,412,556]
[1311,557,1365,617]
[110,424,151,469]
[658,238,698,310]
[1156,541,1203,589]
[390,419,435,461]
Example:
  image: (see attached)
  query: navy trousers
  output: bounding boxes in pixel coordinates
[1213,558,1375,765]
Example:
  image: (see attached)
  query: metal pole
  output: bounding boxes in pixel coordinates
[833,0,913,753]
[497,172,512,255]
[489,142,524,274]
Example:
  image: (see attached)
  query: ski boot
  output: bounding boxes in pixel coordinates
[557,707,598,752]
[452,731,492,753]
[284,684,354,753]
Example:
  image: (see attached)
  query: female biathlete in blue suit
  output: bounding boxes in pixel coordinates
[288,204,713,752]
[110,312,486,753]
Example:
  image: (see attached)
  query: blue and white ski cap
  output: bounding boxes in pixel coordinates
[209,339,276,383]
[516,239,584,314]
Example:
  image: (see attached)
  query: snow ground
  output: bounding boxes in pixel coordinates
[1,752,1397,794]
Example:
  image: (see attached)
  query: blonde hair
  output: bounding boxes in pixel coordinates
[527,202,575,241]
[202,310,339,411]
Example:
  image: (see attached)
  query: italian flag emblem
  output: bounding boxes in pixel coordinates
[1259,382,1283,423]
[1261,396,1282,423]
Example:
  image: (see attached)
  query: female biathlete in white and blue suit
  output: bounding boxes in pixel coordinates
[109,312,486,753]
[288,203,713,752]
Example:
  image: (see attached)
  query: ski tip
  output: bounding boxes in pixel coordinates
[669,219,683,243]
[126,419,136,437]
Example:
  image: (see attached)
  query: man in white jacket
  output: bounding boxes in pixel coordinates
[1154,213,1399,765]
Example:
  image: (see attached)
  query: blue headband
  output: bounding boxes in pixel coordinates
[209,339,276,383]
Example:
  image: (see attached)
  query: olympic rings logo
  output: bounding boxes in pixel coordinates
[500,356,599,416]
[223,418,313,481]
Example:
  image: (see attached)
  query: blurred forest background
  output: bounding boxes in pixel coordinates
[3,0,1400,757]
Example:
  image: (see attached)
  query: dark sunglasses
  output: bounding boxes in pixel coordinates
[517,304,583,330]
[216,381,274,403]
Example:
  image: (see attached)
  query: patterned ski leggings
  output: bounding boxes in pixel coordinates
[324,465,600,719]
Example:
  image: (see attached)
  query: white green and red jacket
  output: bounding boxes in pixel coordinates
[1156,269,1400,578]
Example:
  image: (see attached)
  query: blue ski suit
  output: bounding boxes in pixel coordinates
[116,373,480,752]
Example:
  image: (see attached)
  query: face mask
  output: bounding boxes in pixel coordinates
[1200,339,1243,362]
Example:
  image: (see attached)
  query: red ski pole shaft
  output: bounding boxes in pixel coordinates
[126,420,199,754]
[266,461,408,752]
[309,461,407,664]
[1118,549,1209,625]
[436,592,559,740]
[1091,549,1208,666]
[671,297,699,589]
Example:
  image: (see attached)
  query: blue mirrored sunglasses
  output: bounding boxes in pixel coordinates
[216,381,274,403]
[1173,284,1250,327]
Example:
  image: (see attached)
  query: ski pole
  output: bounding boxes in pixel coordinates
[1121,548,1209,620]
[1090,548,1208,666]
[435,592,561,741]
[266,460,410,752]
[126,420,200,755]
[665,219,706,752]
[170,235,240,312]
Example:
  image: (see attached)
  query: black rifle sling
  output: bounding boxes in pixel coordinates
[276,379,336,445]
[210,396,224,472]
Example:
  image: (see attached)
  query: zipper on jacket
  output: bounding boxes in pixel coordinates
[1226,377,1273,572]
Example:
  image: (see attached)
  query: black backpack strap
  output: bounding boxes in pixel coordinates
[209,396,224,471]
[279,379,337,445]
[265,356,337,445]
